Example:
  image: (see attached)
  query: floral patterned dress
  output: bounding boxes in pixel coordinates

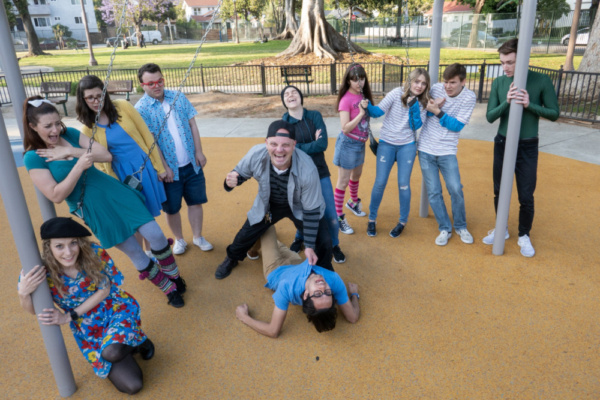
[47,244,147,378]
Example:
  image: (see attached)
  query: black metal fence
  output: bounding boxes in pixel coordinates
[1,62,598,122]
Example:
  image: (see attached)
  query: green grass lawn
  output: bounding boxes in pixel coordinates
[16,40,581,72]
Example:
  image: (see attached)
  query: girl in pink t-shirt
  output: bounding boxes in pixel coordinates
[332,63,374,235]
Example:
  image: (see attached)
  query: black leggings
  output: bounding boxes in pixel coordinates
[101,344,143,395]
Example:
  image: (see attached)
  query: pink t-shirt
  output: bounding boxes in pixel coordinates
[338,91,370,142]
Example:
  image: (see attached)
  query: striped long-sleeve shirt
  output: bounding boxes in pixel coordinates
[418,83,476,156]
[377,87,427,145]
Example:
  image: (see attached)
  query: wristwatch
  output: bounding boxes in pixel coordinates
[69,310,78,322]
[350,293,360,300]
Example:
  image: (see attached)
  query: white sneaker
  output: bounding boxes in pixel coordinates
[193,236,213,251]
[173,239,187,255]
[338,215,354,235]
[482,228,509,245]
[517,234,535,257]
[455,228,473,244]
[435,231,452,246]
[145,250,153,258]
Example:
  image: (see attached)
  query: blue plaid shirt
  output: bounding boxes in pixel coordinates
[135,90,199,180]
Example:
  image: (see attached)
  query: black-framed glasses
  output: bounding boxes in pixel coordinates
[308,289,332,299]
[84,95,102,103]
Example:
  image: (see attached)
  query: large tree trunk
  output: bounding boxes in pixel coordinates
[564,0,582,71]
[578,4,600,72]
[276,0,297,39]
[278,0,367,60]
[467,0,485,48]
[13,0,48,56]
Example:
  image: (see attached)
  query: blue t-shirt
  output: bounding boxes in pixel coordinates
[265,260,349,311]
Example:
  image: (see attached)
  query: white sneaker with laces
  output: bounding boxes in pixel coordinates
[455,228,473,244]
[338,216,354,235]
[435,231,452,246]
[173,239,187,255]
[517,234,535,257]
[482,228,509,245]
[193,236,213,251]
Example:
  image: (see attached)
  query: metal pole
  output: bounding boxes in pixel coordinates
[492,0,538,255]
[0,108,77,397]
[0,0,56,221]
[419,0,443,218]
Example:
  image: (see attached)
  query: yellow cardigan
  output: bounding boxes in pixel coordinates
[82,99,165,179]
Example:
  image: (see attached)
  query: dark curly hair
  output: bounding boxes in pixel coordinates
[302,296,338,333]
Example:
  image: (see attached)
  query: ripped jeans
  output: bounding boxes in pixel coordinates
[368,140,417,223]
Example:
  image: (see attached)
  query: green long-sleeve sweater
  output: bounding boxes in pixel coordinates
[486,70,560,139]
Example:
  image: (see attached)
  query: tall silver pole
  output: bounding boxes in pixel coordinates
[492,0,537,255]
[0,0,56,221]
[419,0,443,217]
[0,109,77,397]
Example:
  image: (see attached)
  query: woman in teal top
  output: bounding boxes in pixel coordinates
[22,96,186,308]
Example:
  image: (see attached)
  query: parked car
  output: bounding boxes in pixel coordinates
[38,39,59,50]
[448,30,498,48]
[561,27,590,46]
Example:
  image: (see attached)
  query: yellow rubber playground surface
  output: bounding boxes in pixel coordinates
[1,137,599,399]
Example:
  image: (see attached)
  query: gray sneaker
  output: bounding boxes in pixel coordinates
[338,215,354,235]
[455,228,473,244]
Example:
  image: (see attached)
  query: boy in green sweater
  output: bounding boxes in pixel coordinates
[484,38,559,257]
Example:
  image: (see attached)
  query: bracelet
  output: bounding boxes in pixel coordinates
[350,293,360,300]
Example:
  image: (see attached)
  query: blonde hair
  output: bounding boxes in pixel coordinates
[401,68,431,108]
[42,237,107,295]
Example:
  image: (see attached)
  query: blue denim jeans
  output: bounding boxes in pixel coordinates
[295,176,340,247]
[418,151,467,232]
[368,140,417,224]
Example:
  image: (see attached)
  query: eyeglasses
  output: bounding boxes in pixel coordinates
[84,95,102,103]
[308,289,332,299]
[140,78,165,88]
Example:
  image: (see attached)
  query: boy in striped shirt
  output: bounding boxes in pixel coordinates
[418,63,476,246]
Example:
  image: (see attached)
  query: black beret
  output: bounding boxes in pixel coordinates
[281,85,304,109]
[40,217,92,240]
[267,120,295,140]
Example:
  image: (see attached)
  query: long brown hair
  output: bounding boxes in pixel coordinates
[336,63,374,110]
[22,96,67,152]
[42,237,108,295]
[402,68,431,107]
[76,75,120,128]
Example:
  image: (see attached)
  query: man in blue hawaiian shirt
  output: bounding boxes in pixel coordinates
[135,63,213,255]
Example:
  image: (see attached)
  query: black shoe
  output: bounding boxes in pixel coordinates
[332,245,346,263]
[367,221,377,237]
[290,238,304,253]
[215,256,238,280]
[389,222,405,238]
[138,339,155,360]
[171,276,187,294]
[167,290,184,308]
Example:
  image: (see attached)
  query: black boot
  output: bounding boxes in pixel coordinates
[137,338,155,360]
[215,256,238,280]
[171,276,187,294]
